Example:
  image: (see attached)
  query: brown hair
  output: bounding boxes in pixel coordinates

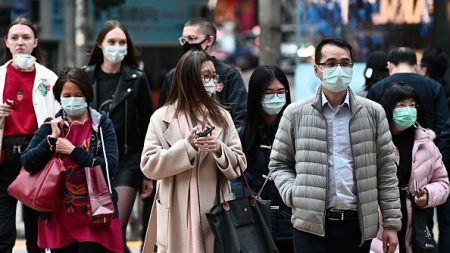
[2,17,43,64]
[166,50,227,129]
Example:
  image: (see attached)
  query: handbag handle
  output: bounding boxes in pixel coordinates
[217,165,257,209]
[99,127,112,194]
[256,171,273,198]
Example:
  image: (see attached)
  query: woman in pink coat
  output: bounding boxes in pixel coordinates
[371,82,449,253]
[140,50,246,253]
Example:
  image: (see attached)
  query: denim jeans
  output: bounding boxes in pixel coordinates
[293,219,371,253]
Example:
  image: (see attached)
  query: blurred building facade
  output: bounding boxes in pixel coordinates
[0,0,301,93]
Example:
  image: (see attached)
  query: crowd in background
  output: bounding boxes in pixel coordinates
[1,14,450,253]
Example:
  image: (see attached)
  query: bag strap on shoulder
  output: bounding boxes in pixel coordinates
[99,127,112,194]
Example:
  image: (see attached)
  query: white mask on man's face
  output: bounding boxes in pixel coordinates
[320,66,353,92]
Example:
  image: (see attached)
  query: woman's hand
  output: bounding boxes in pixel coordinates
[187,125,200,150]
[414,187,428,207]
[49,117,63,138]
[55,138,76,155]
[0,103,14,117]
[193,126,221,156]
[140,179,154,199]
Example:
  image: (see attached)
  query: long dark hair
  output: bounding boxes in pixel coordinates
[87,20,138,67]
[166,50,227,129]
[242,65,291,154]
[378,81,429,129]
[2,17,43,64]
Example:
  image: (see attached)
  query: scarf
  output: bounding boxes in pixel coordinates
[178,110,208,253]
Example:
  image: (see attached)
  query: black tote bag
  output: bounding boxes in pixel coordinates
[411,203,437,253]
[206,171,279,253]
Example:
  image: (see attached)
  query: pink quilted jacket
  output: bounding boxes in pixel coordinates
[370,128,449,253]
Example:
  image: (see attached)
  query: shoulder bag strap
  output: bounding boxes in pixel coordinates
[99,127,112,193]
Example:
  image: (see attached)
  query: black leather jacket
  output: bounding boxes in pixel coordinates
[84,64,153,168]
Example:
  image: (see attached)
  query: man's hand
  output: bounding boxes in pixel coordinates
[382,228,398,253]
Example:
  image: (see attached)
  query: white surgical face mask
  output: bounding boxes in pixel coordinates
[102,46,127,64]
[203,79,217,96]
[261,93,286,115]
[321,66,353,92]
[12,54,36,70]
[61,97,88,117]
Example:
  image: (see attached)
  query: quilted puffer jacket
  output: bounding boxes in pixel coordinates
[269,88,402,242]
[370,128,449,253]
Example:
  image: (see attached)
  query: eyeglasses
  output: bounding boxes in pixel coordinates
[264,90,288,99]
[202,74,220,83]
[317,60,353,69]
[178,35,209,45]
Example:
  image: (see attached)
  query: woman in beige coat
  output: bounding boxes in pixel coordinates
[140,50,246,253]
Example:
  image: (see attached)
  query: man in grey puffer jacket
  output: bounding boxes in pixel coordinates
[269,38,402,253]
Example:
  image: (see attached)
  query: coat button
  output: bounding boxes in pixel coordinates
[132,74,137,78]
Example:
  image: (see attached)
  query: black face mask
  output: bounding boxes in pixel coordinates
[182,37,209,53]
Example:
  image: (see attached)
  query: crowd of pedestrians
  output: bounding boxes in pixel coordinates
[1,15,450,253]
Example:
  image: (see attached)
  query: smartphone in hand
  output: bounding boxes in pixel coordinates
[195,126,215,138]
[5,99,15,109]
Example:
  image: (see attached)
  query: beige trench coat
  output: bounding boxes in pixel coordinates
[140,106,246,253]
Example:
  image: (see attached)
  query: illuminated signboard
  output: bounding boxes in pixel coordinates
[295,0,434,100]
[297,0,434,61]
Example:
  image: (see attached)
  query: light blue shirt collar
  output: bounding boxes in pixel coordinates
[321,90,350,110]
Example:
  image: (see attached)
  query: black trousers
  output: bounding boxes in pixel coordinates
[0,135,43,253]
[293,218,372,253]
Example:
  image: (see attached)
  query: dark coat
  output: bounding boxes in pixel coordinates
[438,117,450,171]
[84,64,152,168]
[367,73,450,137]
[158,57,247,127]
[20,108,119,214]
[231,123,293,242]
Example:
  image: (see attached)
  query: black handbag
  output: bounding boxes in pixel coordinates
[206,170,279,253]
[411,202,437,253]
